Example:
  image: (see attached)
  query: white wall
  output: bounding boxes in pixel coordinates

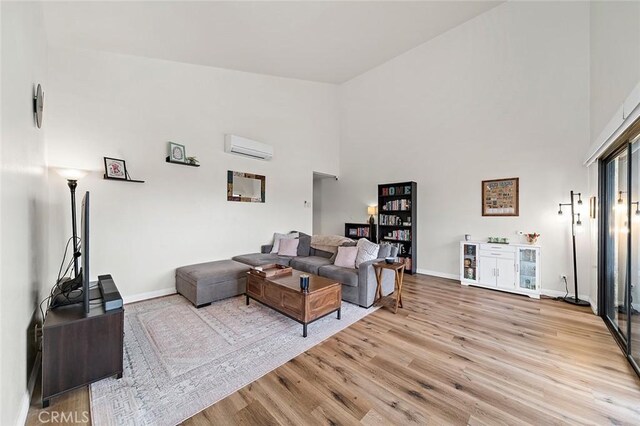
[319,1,591,294]
[586,2,640,311]
[0,2,49,424]
[45,47,340,300]
[590,1,640,146]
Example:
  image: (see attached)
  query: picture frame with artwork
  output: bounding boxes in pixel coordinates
[168,142,186,163]
[482,177,519,216]
[103,157,128,180]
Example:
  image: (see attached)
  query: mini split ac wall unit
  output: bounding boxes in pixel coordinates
[224,134,273,160]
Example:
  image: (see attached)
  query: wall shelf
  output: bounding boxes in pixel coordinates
[103,175,145,183]
[165,156,200,167]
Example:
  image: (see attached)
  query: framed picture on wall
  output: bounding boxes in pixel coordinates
[103,157,128,180]
[168,142,186,163]
[482,177,519,216]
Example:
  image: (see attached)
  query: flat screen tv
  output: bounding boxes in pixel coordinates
[80,191,90,314]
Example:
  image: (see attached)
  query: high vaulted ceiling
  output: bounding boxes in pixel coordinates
[43,1,502,84]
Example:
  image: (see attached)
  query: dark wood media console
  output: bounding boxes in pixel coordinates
[42,285,124,407]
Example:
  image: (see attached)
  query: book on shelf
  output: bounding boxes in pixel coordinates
[397,257,412,270]
[347,226,370,238]
[383,229,411,241]
[381,199,411,211]
[379,214,413,226]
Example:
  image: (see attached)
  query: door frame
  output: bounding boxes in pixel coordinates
[598,138,640,378]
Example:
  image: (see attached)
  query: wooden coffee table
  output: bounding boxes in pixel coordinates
[246,269,342,337]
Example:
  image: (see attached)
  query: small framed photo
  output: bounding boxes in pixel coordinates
[104,157,127,180]
[168,142,186,163]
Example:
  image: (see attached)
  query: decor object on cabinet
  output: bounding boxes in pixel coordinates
[378,181,417,274]
[227,170,265,203]
[34,83,44,128]
[344,223,376,242]
[487,237,509,244]
[459,241,540,298]
[525,233,540,244]
[103,157,145,183]
[482,177,519,216]
[464,234,471,241]
[367,206,377,225]
[168,142,187,163]
[557,190,589,306]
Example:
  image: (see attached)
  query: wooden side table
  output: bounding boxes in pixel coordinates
[373,262,406,314]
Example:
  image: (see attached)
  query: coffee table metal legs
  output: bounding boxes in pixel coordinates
[337,308,341,320]
[246,294,249,305]
[303,324,307,338]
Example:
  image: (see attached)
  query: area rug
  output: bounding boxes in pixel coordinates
[89,294,376,425]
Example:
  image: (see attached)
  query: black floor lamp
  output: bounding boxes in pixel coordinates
[557,190,590,306]
[55,168,88,278]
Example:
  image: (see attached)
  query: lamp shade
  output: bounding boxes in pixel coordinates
[367,206,377,215]
[54,168,89,181]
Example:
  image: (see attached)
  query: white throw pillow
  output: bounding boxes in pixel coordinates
[355,238,380,268]
[333,246,358,269]
[271,232,299,253]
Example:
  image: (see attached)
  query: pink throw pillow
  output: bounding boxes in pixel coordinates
[278,238,299,257]
[333,246,358,269]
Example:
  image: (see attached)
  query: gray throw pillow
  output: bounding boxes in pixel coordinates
[378,243,392,259]
[297,232,311,257]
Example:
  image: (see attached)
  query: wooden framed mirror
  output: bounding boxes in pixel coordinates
[227,171,266,203]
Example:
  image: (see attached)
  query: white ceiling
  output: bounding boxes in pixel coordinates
[43,1,502,84]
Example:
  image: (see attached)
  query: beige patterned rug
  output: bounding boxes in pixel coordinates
[90,294,376,425]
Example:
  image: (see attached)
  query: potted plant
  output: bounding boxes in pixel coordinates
[525,233,540,244]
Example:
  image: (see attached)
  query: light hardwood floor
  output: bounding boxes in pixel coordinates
[28,275,640,425]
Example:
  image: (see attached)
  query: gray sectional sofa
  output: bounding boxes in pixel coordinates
[231,243,398,308]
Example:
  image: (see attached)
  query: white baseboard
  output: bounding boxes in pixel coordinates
[124,287,176,305]
[17,390,30,426]
[415,269,459,281]
[17,352,41,425]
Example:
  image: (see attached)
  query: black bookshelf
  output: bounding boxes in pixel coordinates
[378,181,417,274]
[344,223,376,242]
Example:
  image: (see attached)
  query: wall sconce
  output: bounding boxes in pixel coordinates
[556,190,589,307]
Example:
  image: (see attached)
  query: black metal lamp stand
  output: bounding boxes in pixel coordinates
[558,190,590,306]
[67,179,80,278]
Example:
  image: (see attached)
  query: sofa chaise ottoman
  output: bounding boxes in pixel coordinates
[176,259,250,308]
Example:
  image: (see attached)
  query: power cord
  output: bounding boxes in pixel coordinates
[551,276,569,301]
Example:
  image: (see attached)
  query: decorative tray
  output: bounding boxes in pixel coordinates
[249,264,293,278]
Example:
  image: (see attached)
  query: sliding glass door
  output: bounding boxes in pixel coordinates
[601,138,640,377]
[631,137,640,366]
[603,146,629,343]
